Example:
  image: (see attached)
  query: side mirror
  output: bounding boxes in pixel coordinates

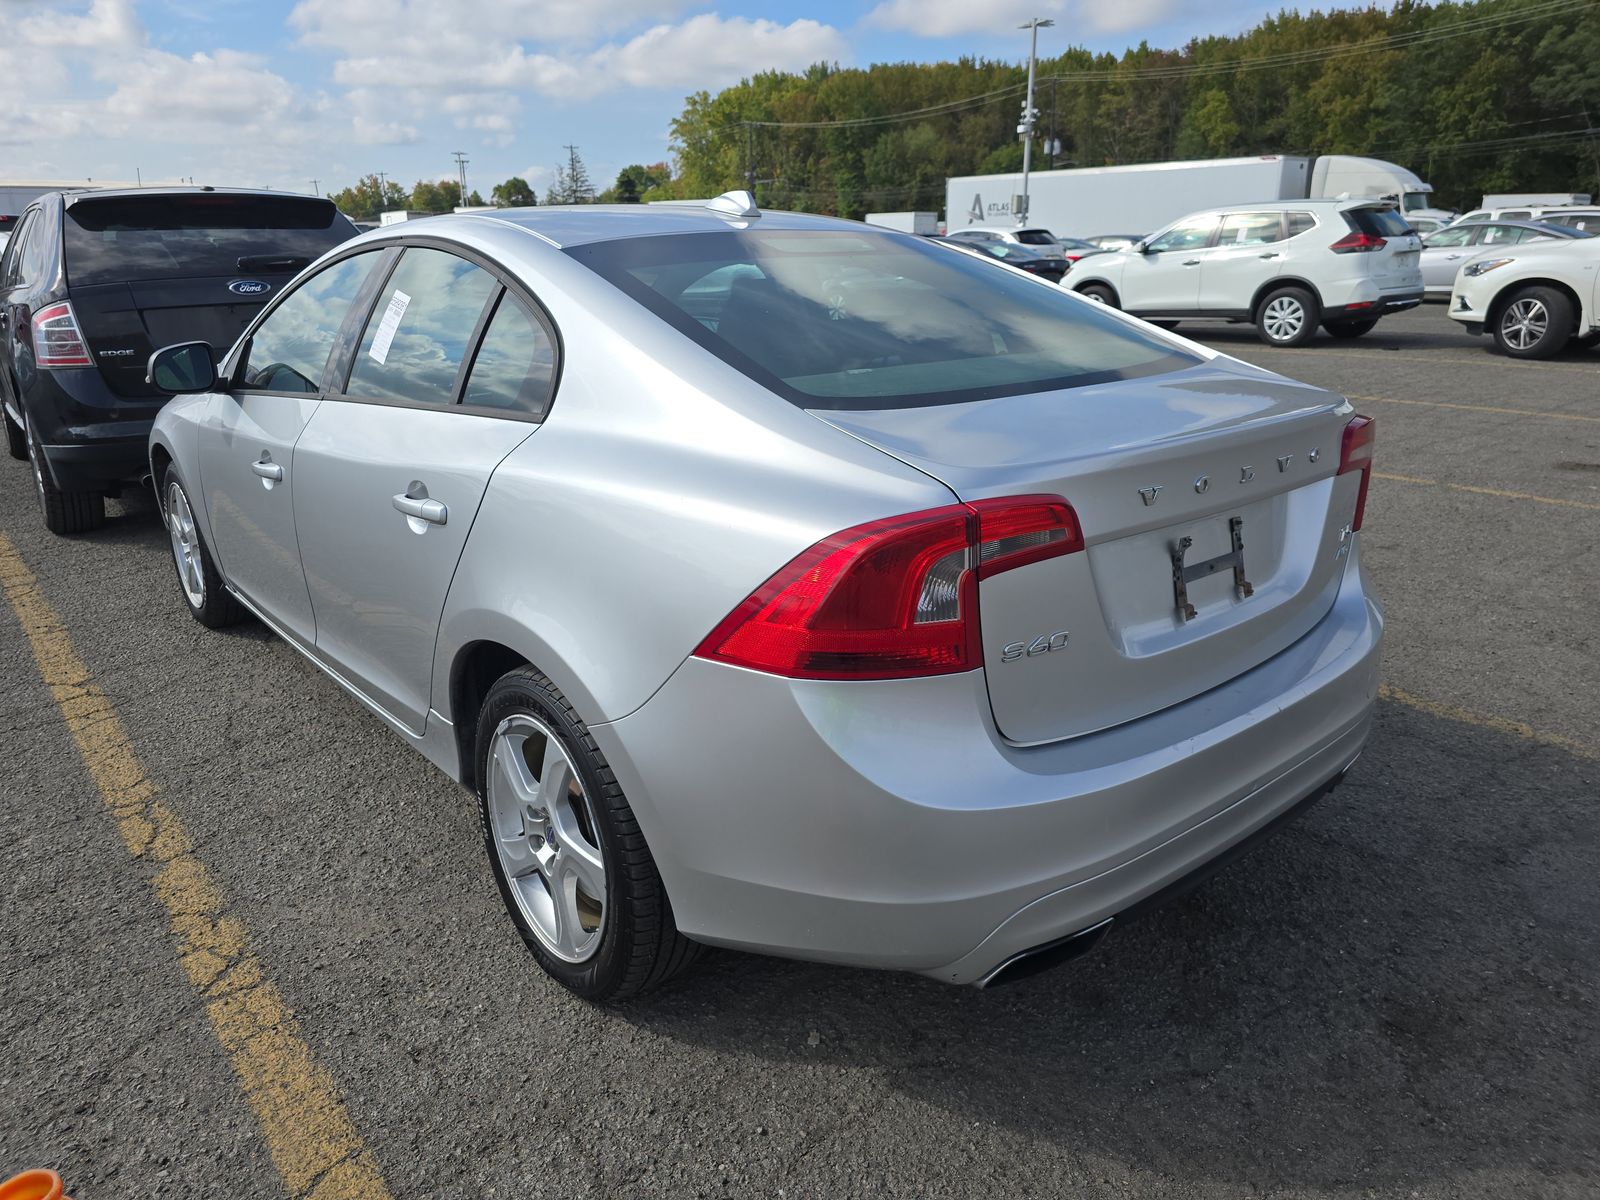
[147,341,217,394]
[1136,241,1153,254]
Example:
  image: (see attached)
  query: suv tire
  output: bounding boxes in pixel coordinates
[1492,286,1573,359]
[26,412,104,535]
[4,410,25,461]
[1256,286,1320,347]
[475,666,701,1001]
[1077,283,1118,307]
[1322,318,1378,339]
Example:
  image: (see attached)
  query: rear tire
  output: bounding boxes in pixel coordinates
[1255,286,1320,347]
[475,667,701,1001]
[1322,318,1378,339]
[4,410,25,461]
[1077,283,1118,307]
[26,412,104,535]
[162,466,244,629]
[1491,286,1573,359]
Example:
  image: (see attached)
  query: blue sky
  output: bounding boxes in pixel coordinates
[1,0,1296,199]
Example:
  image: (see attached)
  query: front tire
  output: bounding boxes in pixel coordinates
[1256,286,1320,347]
[475,667,700,1001]
[1492,286,1573,359]
[1322,318,1378,339]
[1077,283,1118,307]
[26,412,103,535]
[162,467,243,628]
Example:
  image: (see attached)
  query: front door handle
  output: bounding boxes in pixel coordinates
[393,492,447,526]
[251,459,284,482]
[1258,252,1280,259]
[1182,259,1201,266]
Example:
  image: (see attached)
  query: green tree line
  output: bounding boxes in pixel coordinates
[654,0,1600,217]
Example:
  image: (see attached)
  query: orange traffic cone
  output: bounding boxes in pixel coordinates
[0,1169,70,1200]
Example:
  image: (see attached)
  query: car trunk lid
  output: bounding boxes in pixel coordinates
[813,360,1363,745]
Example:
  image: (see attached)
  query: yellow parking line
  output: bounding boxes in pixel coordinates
[0,533,392,1200]
[1373,471,1600,511]
[1348,392,1600,425]
[1379,684,1596,761]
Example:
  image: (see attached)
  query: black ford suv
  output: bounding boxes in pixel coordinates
[1,188,357,533]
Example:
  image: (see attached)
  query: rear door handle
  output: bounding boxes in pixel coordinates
[393,493,447,526]
[1182,259,1201,266]
[251,459,284,482]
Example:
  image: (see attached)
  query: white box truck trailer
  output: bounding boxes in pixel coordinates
[945,155,1447,240]
[864,211,939,234]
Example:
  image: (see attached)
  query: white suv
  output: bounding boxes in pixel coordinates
[1065,199,1423,346]
[1448,236,1600,358]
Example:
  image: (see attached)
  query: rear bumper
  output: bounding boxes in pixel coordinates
[20,365,162,491]
[593,543,1384,984]
[1323,289,1423,320]
[39,430,153,491]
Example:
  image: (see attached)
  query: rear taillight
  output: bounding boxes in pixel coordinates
[31,302,93,369]
[1329,232,1386,254]
[1338,415,1376,531]
[694,495,1084,680]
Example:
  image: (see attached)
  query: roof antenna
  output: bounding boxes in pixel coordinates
[705,190,759,218]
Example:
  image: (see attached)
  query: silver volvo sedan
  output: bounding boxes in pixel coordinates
[147,193,1382,1000]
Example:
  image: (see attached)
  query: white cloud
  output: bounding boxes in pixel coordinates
[590,15,846,91]
[18,0,140,48]
[865,0,1182,38]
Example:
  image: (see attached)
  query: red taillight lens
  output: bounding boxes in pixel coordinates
[31,301,93,369]
[1338,414,1376,531]
[694,495,1083,680]
[1329,231,1386,254]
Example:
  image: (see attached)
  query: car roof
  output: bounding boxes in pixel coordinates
[448,202,868,249]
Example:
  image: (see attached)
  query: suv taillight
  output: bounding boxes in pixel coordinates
[1338,415,1376,531]
[31,302,93,369]
[694,496,1083,680]
[1329,232,1386,254]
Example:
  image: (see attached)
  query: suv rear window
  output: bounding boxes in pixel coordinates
[64,194,357,286]
[1344,207,1412,238]
[1013,229,1058,246]
[568,230,1198,410]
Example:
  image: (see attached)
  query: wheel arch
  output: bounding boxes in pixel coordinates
[449,638,535,792]
[1250,276,1322,321]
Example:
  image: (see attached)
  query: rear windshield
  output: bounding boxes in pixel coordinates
[1345,208,1413,238]
[566,230,1197,410]
[1013,229,1058,246]
[64,194,357,286]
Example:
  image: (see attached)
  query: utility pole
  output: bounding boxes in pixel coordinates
[377,171,389,206]
[1016,17,1054,226]
[310,178,319,196]
[452,150,469,205]
[745,123,756,194]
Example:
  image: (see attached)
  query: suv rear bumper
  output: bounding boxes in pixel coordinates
[39,430,153,492]
[1323,289,1423,320]
[21,366,163,492]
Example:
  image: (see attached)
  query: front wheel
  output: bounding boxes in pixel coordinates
[1077,283,1118,307]
[1492,286,1573,359]
[162,467,243,628]
[26,412,103,535]
[476,667,700,1001]
[1323,318,1378,339]
[1255,287,1320,347]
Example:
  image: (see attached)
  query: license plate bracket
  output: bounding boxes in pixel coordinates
[1170,516,1254,621]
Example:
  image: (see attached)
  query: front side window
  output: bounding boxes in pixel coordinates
[1218,212,1284,246]
[345,248,498,407]
[239,251,381,394]
[461,294,556,416]
[1147,218,1217,253]
[1477,224,1522,246]
[1424,227,1474,248]
[567,229,1198,411]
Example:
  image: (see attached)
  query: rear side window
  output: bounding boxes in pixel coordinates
[1219,212,1284,245]
[461,294,556,416]
[63,194,357,286]
[1344,208,1412,238]
[345,247,497,407]
[1013,229,1058,246]
[1286,212,1318,237]
[240,251,382,394]
[567,229,1198,410]
[1500,210,1531,220]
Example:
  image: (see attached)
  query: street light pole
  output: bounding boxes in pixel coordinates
[1017,17,1053,227]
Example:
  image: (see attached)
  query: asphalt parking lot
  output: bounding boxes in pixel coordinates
[2,305,1596,1199]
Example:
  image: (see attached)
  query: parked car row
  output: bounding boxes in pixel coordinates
[3,186,1384,1002]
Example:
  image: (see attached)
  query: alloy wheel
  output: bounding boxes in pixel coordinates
[166,481,206,608]
[1501,298,1549,351]
[486,713,607,963]
[1262,296,1306,342]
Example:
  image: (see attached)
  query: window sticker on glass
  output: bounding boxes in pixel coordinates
[368,289,411,364]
